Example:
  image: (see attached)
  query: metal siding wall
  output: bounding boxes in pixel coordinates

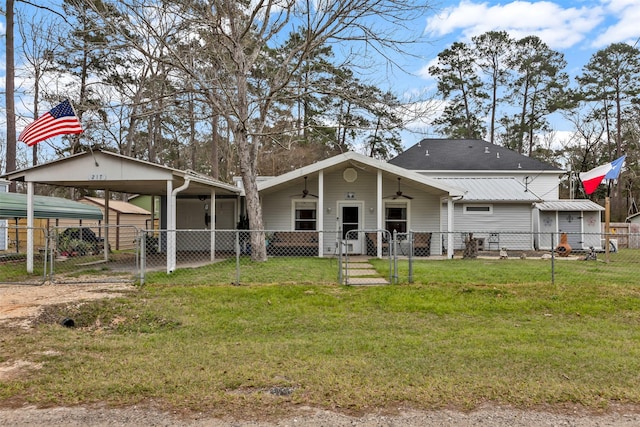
[442,203,534,251]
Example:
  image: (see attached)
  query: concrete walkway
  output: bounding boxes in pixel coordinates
[343,257,389,285]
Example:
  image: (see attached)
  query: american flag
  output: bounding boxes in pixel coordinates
[18,99,83,147]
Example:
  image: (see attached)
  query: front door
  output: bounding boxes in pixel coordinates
[339,203,362,254]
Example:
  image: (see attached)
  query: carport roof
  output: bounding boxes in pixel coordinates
[0,150,240,197]
[0,192,103,220]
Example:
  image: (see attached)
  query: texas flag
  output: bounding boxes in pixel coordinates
[579,155,626,195]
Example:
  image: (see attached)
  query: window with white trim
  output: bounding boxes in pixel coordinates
[385,202,407,234]
[294,201,317,230]
[463,204,493,214]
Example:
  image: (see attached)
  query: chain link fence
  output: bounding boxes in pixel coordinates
[0,225,141,285]
[49,225,141,284]
[0,225,49,285]
[2,225,639,287]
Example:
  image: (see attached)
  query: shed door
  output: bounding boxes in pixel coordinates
[558,211,582,249]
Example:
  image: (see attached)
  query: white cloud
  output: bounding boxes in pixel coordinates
[425,0,604,50]
[591,0,640,47]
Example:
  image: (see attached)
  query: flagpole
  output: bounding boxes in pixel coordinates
[605,195,610,263]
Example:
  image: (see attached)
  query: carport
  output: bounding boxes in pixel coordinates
[0,191,104,253]
[1,150,241,273]
[0,191,103,219]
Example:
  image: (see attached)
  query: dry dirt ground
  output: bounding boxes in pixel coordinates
[1,283,640,427]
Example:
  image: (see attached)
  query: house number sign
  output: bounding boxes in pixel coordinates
[89,173,107,180]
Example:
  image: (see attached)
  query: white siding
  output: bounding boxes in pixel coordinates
[261,170,445,256]
[441,202,534,251]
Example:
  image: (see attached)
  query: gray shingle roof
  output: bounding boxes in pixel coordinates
[389,139,563,172]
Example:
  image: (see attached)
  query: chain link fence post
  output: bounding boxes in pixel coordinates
[139,231,146,285]
[551,232,555,285]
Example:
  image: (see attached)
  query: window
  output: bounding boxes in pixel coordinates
[385,203,407,234]
[463,204,493,214]
[294,201,317,230]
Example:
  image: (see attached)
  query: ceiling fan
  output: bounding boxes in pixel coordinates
[385,177,413,200]
[291,176,317,198]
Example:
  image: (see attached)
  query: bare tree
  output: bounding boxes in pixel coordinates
[90,0,434,261]
[16,13,64,166]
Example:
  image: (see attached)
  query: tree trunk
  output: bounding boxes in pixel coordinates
[236,132,267,261]
[234,63,267,261]
[5,0,17,192]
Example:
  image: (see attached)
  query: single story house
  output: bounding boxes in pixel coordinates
[253,139,606,254]
[257,151,465,257]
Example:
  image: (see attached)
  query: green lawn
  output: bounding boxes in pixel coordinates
[1,255,639,417]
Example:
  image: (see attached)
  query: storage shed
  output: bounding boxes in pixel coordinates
[77,197,151,250]
[534,200,605,251]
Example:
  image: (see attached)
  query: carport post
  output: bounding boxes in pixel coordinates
[447,197,455,259]
[166,180,173,274]
[104,189,110,262]
[26,182,34,273]
[210,189,216,262]
[169,177,191,272]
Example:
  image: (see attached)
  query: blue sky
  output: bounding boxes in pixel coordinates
[3,0,640,156]
[385,0,640,147]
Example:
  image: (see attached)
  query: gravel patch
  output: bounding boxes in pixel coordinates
[1,404,640,426]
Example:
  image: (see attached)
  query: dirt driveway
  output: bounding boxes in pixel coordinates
[1,283,640,426]
[0,283,135,328]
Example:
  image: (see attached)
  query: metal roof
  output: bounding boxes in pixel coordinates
[433,177,542,202]
[535,200,605,211]
[82,197,151,215]
[0,192,104,220]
